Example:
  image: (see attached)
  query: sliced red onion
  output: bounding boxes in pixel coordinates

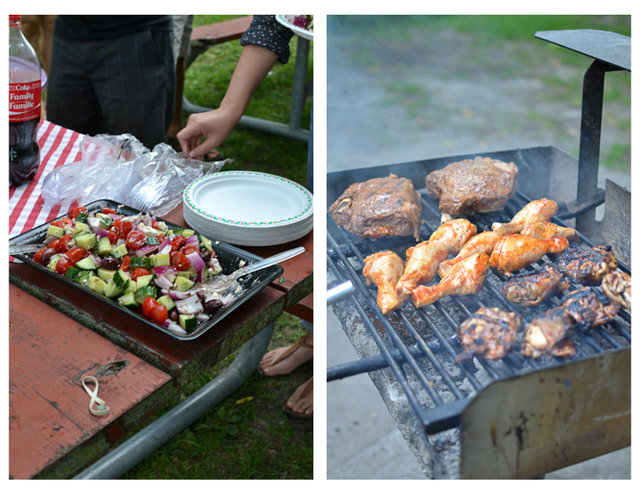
[175,294,204,314]
[165,290,193,301]
[158,240,172,255]
[163,321,187,335]
[133,244,159,257]
[195,313,209,322]
[185,235,199,245]
[154,274,173,290]
[152,265,177,276]
[87,216,101,229]
[185,250,206,272]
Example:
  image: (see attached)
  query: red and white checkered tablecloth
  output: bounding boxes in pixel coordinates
[9,120,84,239]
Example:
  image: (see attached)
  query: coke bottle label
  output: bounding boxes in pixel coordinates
[9,80,41,122]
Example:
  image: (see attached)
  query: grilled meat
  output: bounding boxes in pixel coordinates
[428,218,477,255]
[502,266,570,306]
[396,241,448,301]
[520,221,577,240]
[556,245,618,285]
[362,250,404,314]
[520,307,576,358]
[425,156,518,217]
[438,230,503,277]
[492,198,558,236]
[559,286,620,328]
[601,270,631,311]
[329,174,422,241]
[489,234,570,275]
[411,252,489,308]
[455,307,521,362]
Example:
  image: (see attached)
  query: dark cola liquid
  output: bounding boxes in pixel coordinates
[9,117,40,186]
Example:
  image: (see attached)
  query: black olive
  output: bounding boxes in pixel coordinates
[203,299,224,315]
[168,308,179,321]
[101,257,120,270]
[200,249,211,264]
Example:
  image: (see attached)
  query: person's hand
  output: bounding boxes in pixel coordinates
[177,107,241,160]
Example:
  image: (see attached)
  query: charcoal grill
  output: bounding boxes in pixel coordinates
[326,29,630,479]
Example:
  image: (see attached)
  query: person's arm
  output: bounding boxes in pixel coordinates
[177,44,278,159]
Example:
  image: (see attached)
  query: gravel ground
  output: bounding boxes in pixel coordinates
[326,15,631,480]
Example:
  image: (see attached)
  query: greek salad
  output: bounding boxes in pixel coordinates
[31,205,233,336]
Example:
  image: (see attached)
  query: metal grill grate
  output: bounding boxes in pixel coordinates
[327,187,631,436]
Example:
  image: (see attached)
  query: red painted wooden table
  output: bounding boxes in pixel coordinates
[9,122,313,478]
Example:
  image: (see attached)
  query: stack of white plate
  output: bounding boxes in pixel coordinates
[183,171,313,247]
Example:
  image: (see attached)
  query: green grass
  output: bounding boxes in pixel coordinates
[122,16,313,479]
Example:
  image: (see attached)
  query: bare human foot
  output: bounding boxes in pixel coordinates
[285,377,313,418]
[259,333,313,377]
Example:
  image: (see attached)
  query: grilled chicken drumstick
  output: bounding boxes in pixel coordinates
[491,198,558,236]
[601,270,631,311]
[411,252,490,308]
[556,245,618,285]
[520,221,577,240]
[429,218,477,255]
[438,230,503,278]
[396,241,448,301]
[455,307,521,362]
[489,234,569,275]
[362,250,404,314]
[502,265,570,306]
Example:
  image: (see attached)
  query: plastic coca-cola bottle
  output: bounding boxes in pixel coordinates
[9,14,41,186]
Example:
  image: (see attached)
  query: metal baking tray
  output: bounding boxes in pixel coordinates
[9,199,283,341]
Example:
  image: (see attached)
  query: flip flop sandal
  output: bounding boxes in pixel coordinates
[259,335,313,376]
[283,378,313,420]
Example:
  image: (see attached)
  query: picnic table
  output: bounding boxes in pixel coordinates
[9,121,313,479]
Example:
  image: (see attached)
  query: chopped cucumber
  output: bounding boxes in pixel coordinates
[73,222,91,235]
[156,294,175,310]
[173,275,195,292]
[118,291,138,309]
[96,236,112,256]
[103,280,122,298]
[111,243,128,259]
[113,269,131,289]
[75,256,100,270]
[130,256,153,269]
[178,314,197,332]
[134,285,158,304]
[46,254,62,271]
[198,234,213,252]
[135,274,154,289]
[65,266,84,281]
[74,233,97,250]
[152,252,170,267]
[97,268,116,282]
[47,224,65,238]
[87,274,107,295]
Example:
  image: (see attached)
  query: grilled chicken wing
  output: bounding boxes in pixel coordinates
[520,221,577,240]
[396,241,448,301]
[362,250,404,314]
[489,234,569,275]
[559,286,620,328]
[601,270,631,311]
[429,218,477,255]
[502,266,570,306]
[521,307,576,358]
[556,245,618,285]
[438,230,503,277]
[491,198,558,236]
[411,252,489,308]
[455,307,521,362]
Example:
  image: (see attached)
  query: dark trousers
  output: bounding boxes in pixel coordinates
[47,27,175,149]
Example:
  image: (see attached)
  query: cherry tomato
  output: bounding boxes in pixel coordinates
[68,206,87,219]
[131,267,151,281]
[102,207,118,215]
[120,256,131,272]
[170,235,186,251]
[50,217,72,227]
[151,220,160,229]
[141,297,158,318]
[55,255,72,275]
[126,230,146,250]
[157,233,166,243]
[107,231,119,244]
[181,244,198,256]
[33,248,46,264]
[111,219,133,238]
[149,304,168,325]
[52,234,73,253]
[66,247,89,264]
[170,251,191,271]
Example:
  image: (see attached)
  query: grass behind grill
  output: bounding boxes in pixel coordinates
[122,15,313,479]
